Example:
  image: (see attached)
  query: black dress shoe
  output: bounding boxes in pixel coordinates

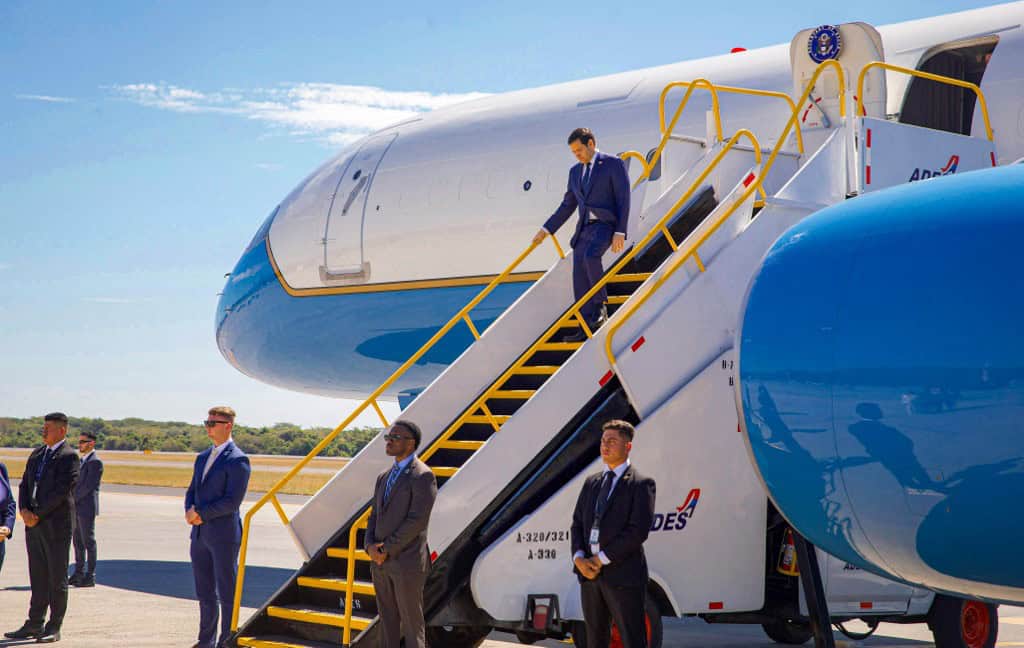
[4,623,43,639]
[36,629,60,643]
[74,574,95,587]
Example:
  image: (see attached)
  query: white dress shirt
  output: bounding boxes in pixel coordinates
[202,437,233,481]
[574,459,630,566]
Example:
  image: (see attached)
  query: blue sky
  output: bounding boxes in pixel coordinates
[0,0,1001,428]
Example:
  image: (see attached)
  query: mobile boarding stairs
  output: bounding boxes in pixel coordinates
[230,28,998,648]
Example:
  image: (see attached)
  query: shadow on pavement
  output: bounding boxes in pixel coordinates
[95,559,293,608]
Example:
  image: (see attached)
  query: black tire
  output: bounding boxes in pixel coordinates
[929,594,998,648]
[570,596,663,648]
[761,618,813,645]
[426,624,492,648]
[514,630,542,644]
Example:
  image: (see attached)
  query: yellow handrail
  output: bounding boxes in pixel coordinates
[659,82,805,155]
[230,235,562,632]
[604,59,846,370]
[856,61,994,141]
[643,79,723,185]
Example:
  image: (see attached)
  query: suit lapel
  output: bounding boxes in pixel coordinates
[582,153,603,200]
[204,442,234,483]
[606,465,633,510]
[383,459,415,510]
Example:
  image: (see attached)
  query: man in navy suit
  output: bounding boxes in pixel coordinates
[185,406,251,648]
[534,127,631,342]
[0,461,15,575]
[70,430,103,588]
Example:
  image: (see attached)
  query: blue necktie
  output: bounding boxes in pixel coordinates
[594,471,614,519]
[384,463,402,501]
[35,448,52,482]
[582,163,592,192]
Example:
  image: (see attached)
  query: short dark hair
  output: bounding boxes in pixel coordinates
[80,431,98,441]
[44,412,69,424]
[392,420,422,449]
[567,127,595,147]
[601,419,635,442]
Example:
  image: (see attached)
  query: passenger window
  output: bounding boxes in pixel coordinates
[645,148,663,182]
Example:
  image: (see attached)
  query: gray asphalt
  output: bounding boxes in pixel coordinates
[0,490,1020,647]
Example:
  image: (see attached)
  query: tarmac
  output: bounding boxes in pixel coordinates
[0,488,1021,647]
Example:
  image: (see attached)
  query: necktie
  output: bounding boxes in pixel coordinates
[35,448,52,482]
[582,163,592,192]
[384,463,402,501]
[594,470,614,519]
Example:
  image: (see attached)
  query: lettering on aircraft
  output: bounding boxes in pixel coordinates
[908,155,960,182]
[651,488,701,532]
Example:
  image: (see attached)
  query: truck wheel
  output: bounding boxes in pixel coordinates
[514,630,542,644]
[426,624,491,648]
[761,618,813,644]
[929,595,998,648]
[572,597,663,648]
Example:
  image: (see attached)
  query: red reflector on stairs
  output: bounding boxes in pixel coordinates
[631,336,646,352]
[742,173,755,187]
[709,602,724,610]
[860,601,873,609]
[431,551,438,562]
[599,371,613,386]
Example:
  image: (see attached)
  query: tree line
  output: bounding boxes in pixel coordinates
[0,416,380,457]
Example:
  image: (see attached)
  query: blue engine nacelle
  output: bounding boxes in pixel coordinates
[737,165,1024,604]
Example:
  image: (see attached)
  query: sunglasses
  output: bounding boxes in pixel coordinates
[203,420,231,428]
[383,434,412,442]
[78,439,95,444]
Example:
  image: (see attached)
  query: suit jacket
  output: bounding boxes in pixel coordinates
[365,457,438,573]
[543,151,631,248]
[570,463,656,587]
[0,463,15,538]
[75,453,104,518]
[185,441,251,544]
[18,441,81,532]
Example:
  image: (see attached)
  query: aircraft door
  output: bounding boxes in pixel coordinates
[322,133,397,282]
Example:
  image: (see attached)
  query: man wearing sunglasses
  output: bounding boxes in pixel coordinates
[70,431,103,588]
[365,420,437,648]
[185,406,251,648]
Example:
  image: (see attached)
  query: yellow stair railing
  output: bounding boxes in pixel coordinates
[856,61,994,141]
[229,234,567,632]
[604,60,847,369]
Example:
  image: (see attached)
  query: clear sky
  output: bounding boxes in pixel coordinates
[0,0,1002,428]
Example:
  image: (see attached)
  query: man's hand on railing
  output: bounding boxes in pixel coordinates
[532,229,547,246]
[612,233,625,253]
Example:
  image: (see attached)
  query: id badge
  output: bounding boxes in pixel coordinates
[589,526,600,545]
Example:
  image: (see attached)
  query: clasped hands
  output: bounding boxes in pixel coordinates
[367,542,389,566]
[0,525,10,541]
[574,555,603,580]
[185,506,204,526]
[20,510,39,529]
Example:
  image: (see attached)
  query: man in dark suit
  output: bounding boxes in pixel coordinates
[571,419,656,648]
[185,406,251,648]
[534,127,631,342]
[0,461,16,575]
[5,412,81,643]
[365,420,438,648]
[70,430,103,588]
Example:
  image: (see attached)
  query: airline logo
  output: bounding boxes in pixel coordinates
[909,155,959,182]
[650,488,700,532]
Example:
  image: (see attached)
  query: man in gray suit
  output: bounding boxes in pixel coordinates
[364,420,438,648]
[70,431,103,588]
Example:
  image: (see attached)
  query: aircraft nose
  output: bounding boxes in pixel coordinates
[215,206,279,371]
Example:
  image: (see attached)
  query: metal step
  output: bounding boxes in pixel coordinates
[489,389,535,399]
[297,576,375,595]
[512,365,560,375]
[326,547,370,562]
[266,604,373,630]
[431,466,458,478]
[607,272,651,283]
[237,635,339,648]
[438,439,486,451]
[536,342,582,351]
[462,415,510,425]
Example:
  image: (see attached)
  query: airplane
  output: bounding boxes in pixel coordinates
[215,0,1024,622]
[215,1,1024,404]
